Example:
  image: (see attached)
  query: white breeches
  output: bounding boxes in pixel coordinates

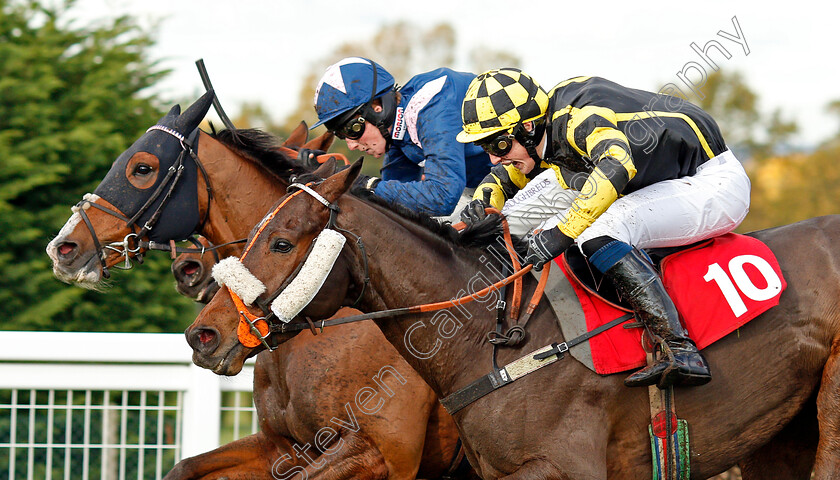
[574,149,750,249]
[502,149,750,249]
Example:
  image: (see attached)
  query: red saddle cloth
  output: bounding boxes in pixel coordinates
[557,233,787,375]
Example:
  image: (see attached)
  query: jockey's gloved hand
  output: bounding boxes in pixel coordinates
[524,227,574,271]
[460,199,489,226]
[459,187,494,227]
[350,174,380,196]
[297,148,327,171]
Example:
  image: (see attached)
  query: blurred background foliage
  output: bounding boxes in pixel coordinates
[1,0,838,338]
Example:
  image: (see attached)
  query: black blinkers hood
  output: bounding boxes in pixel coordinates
[93,90,214,242]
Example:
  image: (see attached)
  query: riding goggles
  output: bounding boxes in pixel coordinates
[476,130,516,157]
[326,107,367,140]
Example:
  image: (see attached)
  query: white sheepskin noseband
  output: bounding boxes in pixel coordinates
[212,257,266,306]
[270,229,346,323]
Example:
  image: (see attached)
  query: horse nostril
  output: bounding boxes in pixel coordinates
[182,262,200,276]
[187,326,220,353]
[57,242,76,257]
[198,329,215,345]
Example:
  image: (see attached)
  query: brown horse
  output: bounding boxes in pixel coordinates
[186,160,835,479]
[171,236,223,303]
[46,92,471,480]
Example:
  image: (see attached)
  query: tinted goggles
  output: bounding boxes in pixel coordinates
[476,131,515,157]
[326,107,367,140]
[333,116,366,140]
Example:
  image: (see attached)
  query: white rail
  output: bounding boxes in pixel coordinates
[0,332,257,480]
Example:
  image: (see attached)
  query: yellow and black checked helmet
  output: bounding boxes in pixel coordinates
[456,68,549,143]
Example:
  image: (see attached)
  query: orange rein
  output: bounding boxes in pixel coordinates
[230,199,546,345]
[311,208,549,334]
[451,207,549,323]
[295,208,549,335]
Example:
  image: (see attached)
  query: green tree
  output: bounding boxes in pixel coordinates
[0,0,197,332]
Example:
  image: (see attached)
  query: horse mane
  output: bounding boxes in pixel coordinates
[359,192,507,251]
[211,128,509,252]
[212,128,321,184]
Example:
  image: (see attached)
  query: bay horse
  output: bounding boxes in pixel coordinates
[46,91,472,480]
[186,160,834,479]
[171,235,222,303]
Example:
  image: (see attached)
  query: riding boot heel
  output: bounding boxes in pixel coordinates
[606,248,712,389]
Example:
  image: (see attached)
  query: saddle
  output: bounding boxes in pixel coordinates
[546,233,786,375]
[561,241,707,310]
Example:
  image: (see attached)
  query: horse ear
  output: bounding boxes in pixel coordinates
[174,89,214,134]
[317,158,363,203]
[166,104,182,118]
[305,129,335,152]
[283,121,309,149]
[312,157,337,178]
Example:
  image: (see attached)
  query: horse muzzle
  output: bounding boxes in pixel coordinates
[46,238,104,287]
[185,324,248,376]
[173,258,219,303]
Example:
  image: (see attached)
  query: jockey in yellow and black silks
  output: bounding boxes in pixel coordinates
[456,69,751,389]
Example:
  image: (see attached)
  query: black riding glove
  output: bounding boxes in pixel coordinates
[350,174,380,196]
[524,227,574,271]
[459,187,495,227]
[297,148,327,171]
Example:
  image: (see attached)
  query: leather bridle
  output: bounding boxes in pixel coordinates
[73,125,214,278]
[225,182,370,351]
[226,184,534,353]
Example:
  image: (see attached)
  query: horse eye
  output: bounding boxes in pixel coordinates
[134,164,153,176]
[270,239,294,253]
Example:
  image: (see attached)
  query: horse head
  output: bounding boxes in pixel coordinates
[46,88,333,291]
[46,91,215,288]
[167,122,338,305]
[186,161,364,375]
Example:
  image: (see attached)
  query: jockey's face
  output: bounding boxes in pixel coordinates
[487,138,536,174]
[344,102,388,158]
[345,121,387,158]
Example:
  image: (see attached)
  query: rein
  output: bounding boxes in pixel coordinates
[73,126,213,278]
[227,183,638,415]
[270,265,533,333]
[278,214,542,337]
[140,237,247,261]
[225,184,537,352]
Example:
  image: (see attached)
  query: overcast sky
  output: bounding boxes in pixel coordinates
[64,0,838,146]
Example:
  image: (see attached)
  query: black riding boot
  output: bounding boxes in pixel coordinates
[606,248,711,388]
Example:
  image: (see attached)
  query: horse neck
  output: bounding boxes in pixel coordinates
[341,197,506,397]
[196,132,288,247]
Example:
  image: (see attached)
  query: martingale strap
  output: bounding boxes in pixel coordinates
[440,312,634,414]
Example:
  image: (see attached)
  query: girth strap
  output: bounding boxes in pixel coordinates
[440,313,634,415]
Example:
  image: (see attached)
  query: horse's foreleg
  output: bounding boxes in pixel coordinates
[814,342,840,480]
[738,396,818,480]
[162,431,284,480]
[292,428,389,480]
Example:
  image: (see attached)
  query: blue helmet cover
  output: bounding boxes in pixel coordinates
[93,90,214,242]
[312,57,395,128]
